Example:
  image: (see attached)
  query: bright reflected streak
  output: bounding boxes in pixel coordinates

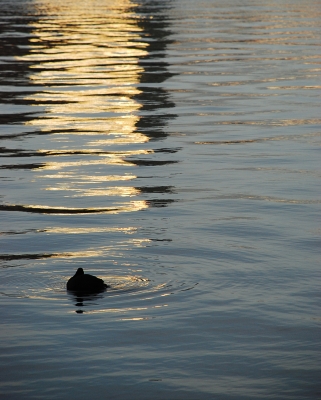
[73,304,169,315]
[119,318,150,321]
[46,226,137,234]
[37,158,136,171]
[12,201,148,215]
[37,149,152,156]
[16,0,152,215]
[39,174,137,182]
[19,1,148,134]
[25,115,142,135]
[46,187,141,198]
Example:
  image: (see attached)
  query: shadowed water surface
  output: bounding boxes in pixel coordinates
[0,0,320,399]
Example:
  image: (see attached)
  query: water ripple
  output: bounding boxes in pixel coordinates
[0,0,320,397]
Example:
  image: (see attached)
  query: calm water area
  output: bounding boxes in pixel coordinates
[0,0,320,398]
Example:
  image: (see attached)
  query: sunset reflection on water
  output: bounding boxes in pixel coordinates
[1,0,320,398]
[11,0,175,216]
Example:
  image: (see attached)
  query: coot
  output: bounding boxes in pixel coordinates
[66,268,107,292]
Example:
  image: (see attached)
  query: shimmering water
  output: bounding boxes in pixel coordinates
[1,0,320,398]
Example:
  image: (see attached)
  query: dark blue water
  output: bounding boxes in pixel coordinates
[1,0,320,399]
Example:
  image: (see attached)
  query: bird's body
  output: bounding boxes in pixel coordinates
[66,268,107,292]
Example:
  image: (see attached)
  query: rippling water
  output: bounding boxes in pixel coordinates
[1,0,320,399]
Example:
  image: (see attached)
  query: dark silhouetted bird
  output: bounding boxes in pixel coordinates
[66,268,107,292]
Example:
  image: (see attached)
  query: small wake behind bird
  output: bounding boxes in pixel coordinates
[66,268,108,293]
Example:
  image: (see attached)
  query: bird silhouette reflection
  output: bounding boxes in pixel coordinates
[69,292,106,314]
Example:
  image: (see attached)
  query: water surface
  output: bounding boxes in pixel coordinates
[0,0,320,399]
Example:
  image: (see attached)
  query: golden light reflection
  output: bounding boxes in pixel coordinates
[17,0,153,215]
[39,174,137,182]
[37,149,151,156]
[25,115,142,137]
[45,226,137,234]
[19,0,148,135]
[34,157,137,171]
[46,186,141,198]
[10,201,148,215]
